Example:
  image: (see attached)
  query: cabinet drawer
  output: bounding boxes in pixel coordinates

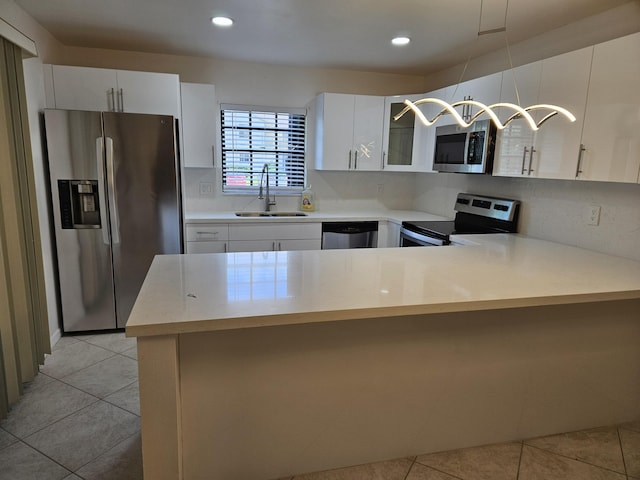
[229,222,321,241]
[186,241,227,254]
[186,224,229,241]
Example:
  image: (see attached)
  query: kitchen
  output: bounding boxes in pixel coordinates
[1,0,640,479]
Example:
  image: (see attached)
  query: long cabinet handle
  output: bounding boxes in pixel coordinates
[528,146,536,175]
[348,150,352,169]
[224,242,227,253]
[382,151,386,169]
[354,150,358,169]
[117,88,124,112]
[575,144,586,178]
[521,146,529,175]
[108,88,115,111]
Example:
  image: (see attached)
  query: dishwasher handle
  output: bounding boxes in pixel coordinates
[321,221,379,234]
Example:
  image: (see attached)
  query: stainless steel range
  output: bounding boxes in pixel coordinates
[400,193,520,247]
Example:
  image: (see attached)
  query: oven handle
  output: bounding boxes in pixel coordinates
[400,227,447,246]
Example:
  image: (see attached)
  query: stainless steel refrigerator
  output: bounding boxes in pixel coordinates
[44,109,182,332]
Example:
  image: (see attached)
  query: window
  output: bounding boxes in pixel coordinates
[221,105,306,193]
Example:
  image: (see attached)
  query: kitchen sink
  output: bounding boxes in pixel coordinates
[235,212,308,217]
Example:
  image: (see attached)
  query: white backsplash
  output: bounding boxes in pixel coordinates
[183,167,417,214]
[413,173,640,261]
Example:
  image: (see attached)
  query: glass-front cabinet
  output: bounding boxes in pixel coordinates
[382,94,434,172]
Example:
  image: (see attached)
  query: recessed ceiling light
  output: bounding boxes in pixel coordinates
[211,16,234,27]
[391,36,411,46]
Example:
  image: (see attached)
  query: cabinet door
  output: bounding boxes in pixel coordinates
[116,70,181,117]
[532,47,592,179]
[181,83,216,168]
[493,62,541,177]
[315,93,355,170]
[228,239,276,252]
[51,65,116,111]
[579,33,640,183]
[382,95,418,171]
[412,87,449,172]
[442,73,502,126]
[352,95,384,171]
[277,239,322,251]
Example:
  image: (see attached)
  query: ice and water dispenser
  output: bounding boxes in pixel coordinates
[58,180,101,229]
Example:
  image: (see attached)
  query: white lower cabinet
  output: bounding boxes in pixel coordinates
[185,224,229,254]
[187,222,322,253]
[228,223,322,252]
[376,221,401,248]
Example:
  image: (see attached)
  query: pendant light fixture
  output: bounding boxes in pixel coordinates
[395,0,576,131]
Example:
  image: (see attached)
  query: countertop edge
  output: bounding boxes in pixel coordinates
[125,290,640,338]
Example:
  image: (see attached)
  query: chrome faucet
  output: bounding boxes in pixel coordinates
[258,164,276,212]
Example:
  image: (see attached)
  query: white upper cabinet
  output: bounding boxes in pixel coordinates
[493,47,592,179]
[46,65,181,118]
[410,87,450,172]
[310,93,384,171]
[180,83,216,168]
[493,62,541,176]
[115,70,181,117]
[49,65,117,112]
[382,94,418,171]
[439,73,502,126]
[577,32,640,183]
[532,47,592,179]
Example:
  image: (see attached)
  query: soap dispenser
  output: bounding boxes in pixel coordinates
[300,185,315,212]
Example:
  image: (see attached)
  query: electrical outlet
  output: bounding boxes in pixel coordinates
[199,182,213,195]
[587,205,601,226]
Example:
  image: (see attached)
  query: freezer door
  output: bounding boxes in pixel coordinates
[44,109,117,332]
[103,112,182,328]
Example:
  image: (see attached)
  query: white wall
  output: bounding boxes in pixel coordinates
[21,57,61,346]
[413,173,640,261]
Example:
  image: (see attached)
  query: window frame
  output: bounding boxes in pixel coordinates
[220,104,307,195]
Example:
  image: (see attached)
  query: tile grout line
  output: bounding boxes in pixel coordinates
[411,459,465,480]
[11,438,75,477]
[71,428,141,476]
[402,456,417,480]
[617,427,629,477]
[524,443,628,477]
[515,441,524,480]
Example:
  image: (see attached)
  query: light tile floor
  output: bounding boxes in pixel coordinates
[1,332,639,480]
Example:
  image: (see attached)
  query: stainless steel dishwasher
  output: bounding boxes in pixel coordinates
[321,221,378,249]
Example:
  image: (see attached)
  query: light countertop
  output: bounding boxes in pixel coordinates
[126,235,640,337]
[184,209,451,224]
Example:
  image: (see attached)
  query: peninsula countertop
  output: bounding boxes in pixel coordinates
[125,235,640,337]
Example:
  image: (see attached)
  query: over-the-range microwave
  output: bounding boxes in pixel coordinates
[433,119,497,174]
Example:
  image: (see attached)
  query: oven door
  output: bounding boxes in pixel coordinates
[399,227,447,247]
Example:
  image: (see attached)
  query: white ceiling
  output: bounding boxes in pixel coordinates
[14,0,631,75]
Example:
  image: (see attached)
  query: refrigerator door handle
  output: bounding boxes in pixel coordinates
[96,137,110,245]
[105,137,120,244]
